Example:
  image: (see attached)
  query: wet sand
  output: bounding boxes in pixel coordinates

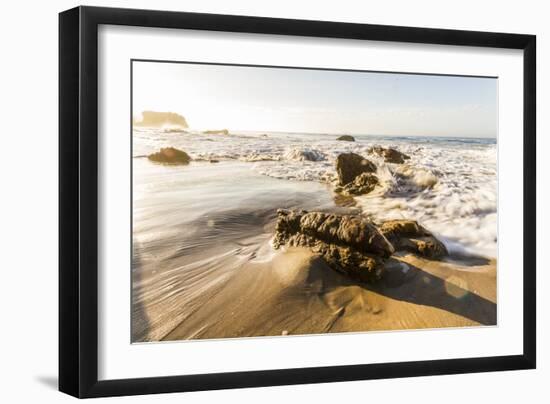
[159,250,496,341]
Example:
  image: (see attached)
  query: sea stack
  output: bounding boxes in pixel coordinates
[134,111,188,128]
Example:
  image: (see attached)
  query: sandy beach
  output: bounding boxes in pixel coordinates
[160,251,496,341]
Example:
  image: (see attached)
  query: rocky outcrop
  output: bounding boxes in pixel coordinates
[134,111,188,128]
[341,172,379,195]
[148,147,191,165]
[368,146,410,164]
[335,152,377,185]
[336,135,355,142]
[273,210,448,283]
[273,209,394,282]
[378,220,447,259]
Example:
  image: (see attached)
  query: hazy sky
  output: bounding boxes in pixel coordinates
[132,61,497,138]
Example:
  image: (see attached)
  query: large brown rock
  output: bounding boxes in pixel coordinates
[273,209,394,282]
[148,147,191,165]
[335,152,377,185]
[368,146,410,164]
[378,220,447,259]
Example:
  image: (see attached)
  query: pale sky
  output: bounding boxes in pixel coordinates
[132,61,497,138]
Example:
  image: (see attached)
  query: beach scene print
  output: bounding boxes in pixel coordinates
[131,61,497,342]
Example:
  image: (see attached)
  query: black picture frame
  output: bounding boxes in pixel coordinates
[59,5,536,398]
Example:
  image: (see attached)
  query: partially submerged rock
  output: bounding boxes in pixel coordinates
[379,220,447,259]
[336,135,355,142]
[341,172,379,195]
[148,147,191,165]
[273,209,394,282]
[335,152,377,185]
[368,146,410,164]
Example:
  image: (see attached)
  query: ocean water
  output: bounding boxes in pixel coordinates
[133,129,497,259]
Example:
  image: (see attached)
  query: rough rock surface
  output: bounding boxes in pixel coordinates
[336,135,355,142]
[379,220,447,259]
[368,146,410,164]
[148,147,191,165]
[273,210,448,283]
[273,209,394,282]
[335,152,377,185]
[341,172,379,195]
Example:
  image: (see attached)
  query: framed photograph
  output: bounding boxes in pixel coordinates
[59,6,536,398]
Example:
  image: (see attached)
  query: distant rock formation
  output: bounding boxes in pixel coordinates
[134,111,188,128]
[336,135,355,142]
[335,152,377,186]
[273,210,448,283]
[147,147,191,165]
[203,129,229,135]
[367,146,410,164]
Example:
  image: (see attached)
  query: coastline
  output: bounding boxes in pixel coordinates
[132,133,497,342]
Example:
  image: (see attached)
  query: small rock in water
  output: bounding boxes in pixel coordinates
[147,147,191,165]
[282,330,289,336]
[336,135,355,142]
[368,146,410,164]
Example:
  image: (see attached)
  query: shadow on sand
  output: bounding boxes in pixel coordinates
[363,260,495,325]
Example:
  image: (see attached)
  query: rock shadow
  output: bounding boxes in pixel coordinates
[366,260,496,325]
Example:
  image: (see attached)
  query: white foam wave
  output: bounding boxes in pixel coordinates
[284,147,326,162]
